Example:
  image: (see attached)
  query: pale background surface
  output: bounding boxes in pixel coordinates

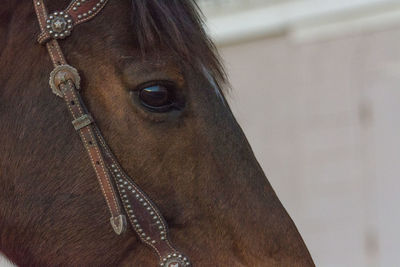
[2,0,400,266]
[200,0,400,266]
[219,28,400,267]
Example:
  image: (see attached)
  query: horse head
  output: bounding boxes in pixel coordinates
[0,0,314,266]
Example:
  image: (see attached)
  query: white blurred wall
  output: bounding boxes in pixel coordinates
[0,255,12,267]
[204,1,400,266]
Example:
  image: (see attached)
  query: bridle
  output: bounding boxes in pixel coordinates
[32,1,191,266]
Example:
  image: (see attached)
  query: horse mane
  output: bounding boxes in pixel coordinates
[130,0,226,85]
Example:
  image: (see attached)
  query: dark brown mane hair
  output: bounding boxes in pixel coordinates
[130,0,226,84]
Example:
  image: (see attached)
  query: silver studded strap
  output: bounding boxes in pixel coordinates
[33,0,192,266]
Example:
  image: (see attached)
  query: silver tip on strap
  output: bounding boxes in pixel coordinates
[110,215,127,235]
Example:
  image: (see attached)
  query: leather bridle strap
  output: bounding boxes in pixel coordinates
[33,1,191,266]
[34,0,125,232]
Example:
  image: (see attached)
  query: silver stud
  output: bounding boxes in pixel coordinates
[152,240,156,244]
[77,15,82,19]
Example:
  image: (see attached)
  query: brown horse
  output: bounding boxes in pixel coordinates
[0,0,314,266]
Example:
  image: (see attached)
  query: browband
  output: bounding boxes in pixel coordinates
[33,1,191,266]
[37,0,108,44]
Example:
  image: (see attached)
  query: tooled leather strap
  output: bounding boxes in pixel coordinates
[34,0,126,235]
[33,0,191,266]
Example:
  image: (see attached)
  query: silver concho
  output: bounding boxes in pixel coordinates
[46,11,73,40]
[49,64,81,97]
[160,254,191,267]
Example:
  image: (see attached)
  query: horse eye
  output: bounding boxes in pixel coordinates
[138,85,173,112]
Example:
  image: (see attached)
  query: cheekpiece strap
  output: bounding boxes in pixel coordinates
[32,0,192,266]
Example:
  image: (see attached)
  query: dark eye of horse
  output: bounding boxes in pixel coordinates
[139,85,173,112]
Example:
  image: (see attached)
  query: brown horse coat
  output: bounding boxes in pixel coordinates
[0,1,314,266]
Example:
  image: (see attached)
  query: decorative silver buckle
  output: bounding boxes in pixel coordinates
[49,64,81,97]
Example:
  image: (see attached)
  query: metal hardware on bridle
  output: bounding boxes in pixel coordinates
[32,0,191,266]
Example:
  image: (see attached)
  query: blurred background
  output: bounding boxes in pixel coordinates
[1,0,399,266]
[197,0,400,266]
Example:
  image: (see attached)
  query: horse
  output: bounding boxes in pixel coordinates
[0,0,314,266]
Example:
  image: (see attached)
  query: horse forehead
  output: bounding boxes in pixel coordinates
[119,57,185,87]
